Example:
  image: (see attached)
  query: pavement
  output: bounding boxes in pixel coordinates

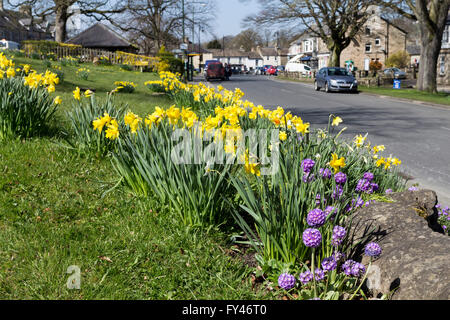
[198,74,450,207]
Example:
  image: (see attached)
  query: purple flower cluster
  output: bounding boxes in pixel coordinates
[355,172,379,194]
[365,242,382,258]
[302,159,316,173]
[299,271,313,285]
[319,168,332,179]
[408,186,419,192]
[315,194,327,206]
[325,206,337,220]
[332,185,344,200]
[385,189,393,194]
[332,226,346,247]
[331,251,346,262]
[321,257,337,272]
[302,228,322,248]
[303,172,316,183]
[307,209,326,227]
[314,269,325,281]
[334,172,347,185]
[278,273,296,290]
[342,260,366,277]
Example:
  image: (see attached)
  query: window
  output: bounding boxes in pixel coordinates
[440,56,445,75]
[375,38,381,46]
[444,26,449,43]
[365,43,372,53]
[304,40,313,53]
[365,27,371,36]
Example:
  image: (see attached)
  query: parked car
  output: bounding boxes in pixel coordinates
[383,67,407,79]
[203,59,220,75]
[263,65,272,74]
[315,67,358,93]
[285,61,312,75]
[266,66,278,76]
[205,61,226,81]
[276,65,285,72]
[0,39,19,51]
[254,66,265,75]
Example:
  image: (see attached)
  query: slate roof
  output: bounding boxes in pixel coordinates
[66,23,135,49]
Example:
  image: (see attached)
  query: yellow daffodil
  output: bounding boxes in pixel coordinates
[73,87,81,100]
[332,116,343,127]
[329,153,346,173]
[354,134,366,148]
[279,131,287,141]
[54,96,62,105]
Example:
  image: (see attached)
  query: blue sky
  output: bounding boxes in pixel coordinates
[209,0,258,40]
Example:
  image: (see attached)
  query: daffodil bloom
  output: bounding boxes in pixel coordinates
[392,158,402,166]
[84,90,93,98]
[6,67,15,78]
[329,153,346,173]
[332,116,343,127]
[47,84,55,93]
[279,131,287,141]
[354,135,366,148]
[54,96,62,105]
[105,119,120,140]
[73,87,81,100]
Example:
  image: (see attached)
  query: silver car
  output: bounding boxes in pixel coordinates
[383,68,407,79]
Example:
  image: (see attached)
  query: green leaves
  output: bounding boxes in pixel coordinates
[0,77,57,140]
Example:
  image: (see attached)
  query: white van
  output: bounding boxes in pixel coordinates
[0,39,20,51]
[285,55,312,75]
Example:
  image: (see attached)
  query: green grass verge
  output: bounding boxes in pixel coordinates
[358,86,450,106]
[0,138,267,299]
[0,57,268,299]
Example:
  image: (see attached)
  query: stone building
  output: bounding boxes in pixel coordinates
[287,6,408,72]
[0,2,53,43]
[437,12,450,85]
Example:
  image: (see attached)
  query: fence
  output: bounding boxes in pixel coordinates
[23,42,160,71]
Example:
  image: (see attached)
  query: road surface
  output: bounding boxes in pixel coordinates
[208,74,450,206]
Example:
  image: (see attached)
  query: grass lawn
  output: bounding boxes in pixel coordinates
[0,57,267,299]
[358,86,450,106]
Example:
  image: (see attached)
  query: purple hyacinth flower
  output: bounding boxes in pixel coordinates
[314,269,325,281]
[307,209,326,228]
[356,179,371,193]
[299,271,313,285]
[371,183,379,192]
[325,206,337,219]
[365,242,382,258]
[363,172,374,182]
[302,159,316,173]
[331,251,346,262]
[332,226,346,247]
[342,260,355,276]
[332,185,344,200]
[321,257,337,272]
[302,172,316,183]
[385,189,393,194]
[409,186,419,192]
[334,172,347,185]
[302,228,322,248]
[351,262,366,278]
[319,168,332,179]
[278,273,296,290]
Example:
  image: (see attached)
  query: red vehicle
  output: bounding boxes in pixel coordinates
[205,62,226,81]
[266,66,278,76]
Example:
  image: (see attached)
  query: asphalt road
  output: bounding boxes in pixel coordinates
[209,74,450,206]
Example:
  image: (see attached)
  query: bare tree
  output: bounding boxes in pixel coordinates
[7,0,126,42]
[229,28,263,51]
[382,0,450,93]
[111,0,215,55]
[244,0,379,67]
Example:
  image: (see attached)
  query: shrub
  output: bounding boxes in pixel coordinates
[385,51,409,69]
[76,67,90,80]
[157,46,183,74]
[113,81,136,93]
[144,80,165,93]
[369,60,383,73]
[31,52,40,60]
[120,64,133,72]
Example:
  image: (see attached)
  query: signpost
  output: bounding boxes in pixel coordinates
[393,79,401,90]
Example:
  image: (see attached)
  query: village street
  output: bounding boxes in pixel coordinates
[213,74,450,206]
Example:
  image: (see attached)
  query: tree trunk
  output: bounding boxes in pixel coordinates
[417,29,441,93]
[328,44,342,67]
[55,5,69,43]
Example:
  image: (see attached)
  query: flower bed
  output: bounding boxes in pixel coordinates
[64,71,407,299]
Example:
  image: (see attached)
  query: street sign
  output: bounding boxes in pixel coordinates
[393,79,401,89]
[180,43,188,50]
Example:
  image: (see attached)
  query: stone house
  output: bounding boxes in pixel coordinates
[209,48,263,70]
[437,12,450,85]
[0,2,53,43]
[287,7,408,72]
[256,46,289,66]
